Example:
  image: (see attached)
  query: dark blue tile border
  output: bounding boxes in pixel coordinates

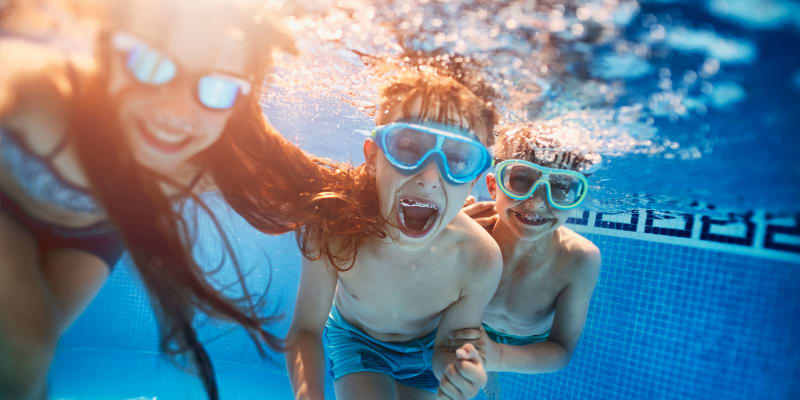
[594,210,639,232]
[566,209,799,263]
[699,212,755,247]
[567,210,591,226]
[644,210,693,238]
[764,214,800,254]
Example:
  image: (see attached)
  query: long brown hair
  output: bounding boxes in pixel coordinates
[204,97,386,271]
[65,34,279,399]
[64,8,388,400]
[55,7,309,400]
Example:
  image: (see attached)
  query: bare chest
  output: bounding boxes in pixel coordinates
[483,260,567,334]
[336,247,463,335]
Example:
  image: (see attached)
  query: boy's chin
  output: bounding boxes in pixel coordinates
[516,221,564,241]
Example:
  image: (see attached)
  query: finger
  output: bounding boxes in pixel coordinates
[456,359,487,388]
[475,216,497,230]
[449,328,482,341]
[472,209,495,218]
[456,343,480,362]
[463,201,495,213]
[438,375,462,400]
[446,364,473,394]
[463,195,476,207]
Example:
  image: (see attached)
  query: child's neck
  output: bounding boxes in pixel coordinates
[491,219,558,263]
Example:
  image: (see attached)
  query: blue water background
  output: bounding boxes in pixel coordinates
[47,0,800,399]
[50,208,800,399]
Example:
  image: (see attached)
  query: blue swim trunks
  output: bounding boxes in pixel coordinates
[325,305,439,392]
[482,323,550,346]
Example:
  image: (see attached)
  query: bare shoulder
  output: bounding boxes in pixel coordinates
[557,227,601,281]
[0,39,93,137]
[450,212,503,277]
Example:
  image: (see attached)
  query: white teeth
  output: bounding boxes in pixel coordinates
[146,122,187,144]
[515,210,547,222]
[398,198,440,234]
[399,199,439,209]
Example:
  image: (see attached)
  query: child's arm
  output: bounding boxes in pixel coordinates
[433,243,502,399]
[285,256,338,400]
[454,247,601,373]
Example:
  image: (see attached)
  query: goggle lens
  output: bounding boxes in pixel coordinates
[127,45,176,85]
[548,173,585,207]
[442,140,486,178]
[503,164,542,196]
[385,128,437,166]
[198,76,243,110]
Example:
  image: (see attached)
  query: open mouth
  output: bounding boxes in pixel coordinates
[396,197,440,238]
[136,118,192,154]
[510,209,554,227]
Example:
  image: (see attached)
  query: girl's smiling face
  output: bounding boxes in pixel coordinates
[108,0,252,175]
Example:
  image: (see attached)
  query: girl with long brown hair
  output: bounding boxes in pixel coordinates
[0,1,371,399]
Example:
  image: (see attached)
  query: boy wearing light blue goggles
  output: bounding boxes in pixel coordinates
[370,121,493,185]
[111,32,251,110]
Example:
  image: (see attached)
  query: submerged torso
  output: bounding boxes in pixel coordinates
[333,213,478,343]
[483,227,585,337]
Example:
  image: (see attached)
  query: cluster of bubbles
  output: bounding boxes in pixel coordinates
[266,0,658,157]
[261,0,796,214]
[264,0,765,154]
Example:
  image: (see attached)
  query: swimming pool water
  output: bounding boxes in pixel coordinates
[41,0,800,398]
[49,196,800,399]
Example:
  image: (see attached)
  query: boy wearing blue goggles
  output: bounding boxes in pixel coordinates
[286,69,503,400]
[449,122,602,398]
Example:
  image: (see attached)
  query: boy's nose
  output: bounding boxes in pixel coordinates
[414,162,440,190]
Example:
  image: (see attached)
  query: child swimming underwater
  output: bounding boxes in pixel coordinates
[0,1,366,398]
[285,68,504,400]
[456,121,602,399]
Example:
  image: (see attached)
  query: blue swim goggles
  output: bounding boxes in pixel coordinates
[371,122,493,185]
[110,32,252,110]
[495,159,589,210]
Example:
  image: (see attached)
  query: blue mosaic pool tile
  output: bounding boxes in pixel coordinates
[492,234,800,400]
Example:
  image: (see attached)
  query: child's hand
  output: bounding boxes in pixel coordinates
[446,327,496,369]
[437,343,487,400]
[462,196,498,232]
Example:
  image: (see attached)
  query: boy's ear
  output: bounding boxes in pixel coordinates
[363,139,378,177]
[486,173,498,200]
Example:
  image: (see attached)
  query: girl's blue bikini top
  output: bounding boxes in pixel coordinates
[0,127,101,214]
